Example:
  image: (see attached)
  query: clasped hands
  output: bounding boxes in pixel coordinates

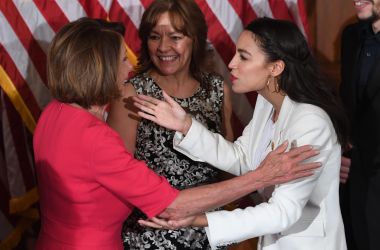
[138,213,207,230]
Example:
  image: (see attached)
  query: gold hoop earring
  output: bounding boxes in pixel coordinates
[274,77,280,93]
[266,77,271,88]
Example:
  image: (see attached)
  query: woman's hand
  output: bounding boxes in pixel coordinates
[340,156,351,183]
[256,141,321,186]
[132,91,192,134]
[138,214,203,230]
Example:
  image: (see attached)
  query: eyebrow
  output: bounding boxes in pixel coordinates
[150,29,183,35]
[237,48,251,56]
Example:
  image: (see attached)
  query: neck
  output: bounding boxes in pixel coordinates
[88,105,106,121]
[150,70,199,98]
[261,92,285,123]
[70,103,106,121]
[151,69,193,87]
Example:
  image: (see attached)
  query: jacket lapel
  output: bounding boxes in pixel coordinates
[273,96,295,149]
[249,95,273,168]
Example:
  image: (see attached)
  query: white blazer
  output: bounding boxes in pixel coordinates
[173,95,346,250]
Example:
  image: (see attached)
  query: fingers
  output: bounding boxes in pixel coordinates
[286,144,317,158]
[341,156,351,167]
[138,217,175,230]
[273,140,288,154]
[289,147,319,164]
[138,219,164,229]
[162,90,177,106]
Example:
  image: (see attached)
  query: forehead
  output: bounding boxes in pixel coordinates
[152,11,185,33]
[156,12,171,26]
[236,31,261,52]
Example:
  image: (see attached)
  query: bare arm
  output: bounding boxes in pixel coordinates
[159,141,320,220]
[107,83,139,154]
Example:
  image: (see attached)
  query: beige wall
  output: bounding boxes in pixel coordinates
[306,0,356,62]
[305,0,357,82]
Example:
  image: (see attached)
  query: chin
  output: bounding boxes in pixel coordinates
[231,85,247,94]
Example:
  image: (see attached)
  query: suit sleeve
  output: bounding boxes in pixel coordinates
[91,126,179,218]
[173,118,253,176]
[204,111,339,248]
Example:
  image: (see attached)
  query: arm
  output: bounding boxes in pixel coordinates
[203,112,338,247]
[160,140,320,219]
[133,91,256,175]
[107,83,139,154]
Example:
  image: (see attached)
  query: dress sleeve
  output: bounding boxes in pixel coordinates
[204,111,339,248]
[91,126,179,218]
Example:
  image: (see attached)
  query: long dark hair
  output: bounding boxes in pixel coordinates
[246,18,349,148]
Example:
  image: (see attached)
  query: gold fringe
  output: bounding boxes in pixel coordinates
[0,65,36,134]
[9,188,39,214]
[0,208,39,250]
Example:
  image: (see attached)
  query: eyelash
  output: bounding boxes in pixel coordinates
[148,34,184,41]
[239,54,248,61]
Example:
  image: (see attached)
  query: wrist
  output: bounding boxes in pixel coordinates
[192,214,208,227]
[181,115,192,135]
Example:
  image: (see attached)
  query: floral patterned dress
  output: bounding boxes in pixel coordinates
[122,72,226,250]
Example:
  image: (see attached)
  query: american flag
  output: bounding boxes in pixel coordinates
[0,0,309,248]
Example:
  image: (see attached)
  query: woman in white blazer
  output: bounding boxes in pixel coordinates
[135,18,349,250]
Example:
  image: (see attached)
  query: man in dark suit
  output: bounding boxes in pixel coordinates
[340,1,380,249]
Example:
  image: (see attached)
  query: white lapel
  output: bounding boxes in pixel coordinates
[272,96,295,149]
[249,95,274,168]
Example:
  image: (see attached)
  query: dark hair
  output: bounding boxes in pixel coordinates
[94,19,126,36]
[47,17,123,108]
[246,17,349,148]
[137,0,209,83]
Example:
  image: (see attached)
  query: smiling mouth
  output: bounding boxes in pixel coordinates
[353,0,372,7]
[158,56,177,61]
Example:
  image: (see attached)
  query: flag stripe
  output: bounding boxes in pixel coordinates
[195,0,235,65]
[228,0,258,27]
[140,0,154,9]
[269,0,294,21]
[0,46,40,121]
[0,1,47,85]
[109,1,141,54]
[206,0,243,43]
[33,0,70,33]
[13,0,55,54]
[4,96,35,191]
[78,0,108,19]
[248,0,274,17]
[55,0,87,22]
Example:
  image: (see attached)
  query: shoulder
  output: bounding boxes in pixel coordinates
[286,101,335,142]
[291,102,331,127]
[342,21,366,41]
[202,72,224,83]
[86,121,130,162]
[201,72,224,93]
[128,73,159,96]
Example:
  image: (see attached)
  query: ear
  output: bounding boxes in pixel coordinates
[269,60,285,77]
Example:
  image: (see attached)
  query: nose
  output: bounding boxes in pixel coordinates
[158,36,171,52]
[228,53,238,69]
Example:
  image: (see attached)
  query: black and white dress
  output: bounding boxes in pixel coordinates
[122,72,226,250]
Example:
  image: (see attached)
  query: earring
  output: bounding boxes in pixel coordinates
[274,77,280,93]
[266,77,271,88]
